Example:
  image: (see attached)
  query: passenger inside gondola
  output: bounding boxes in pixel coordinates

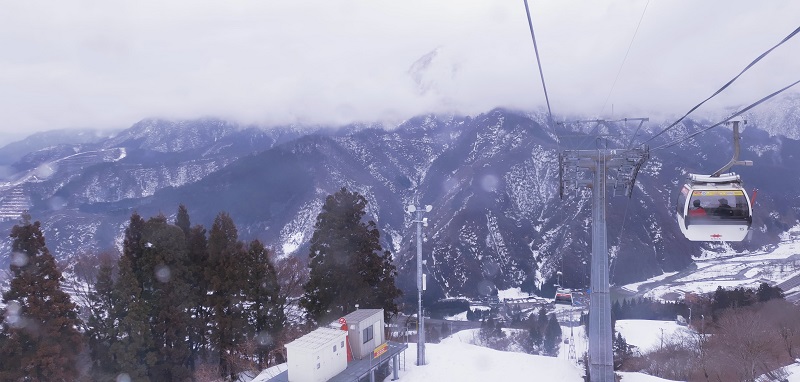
[715,198,733,218]
[687,191,749,223]
[688,200,706,216]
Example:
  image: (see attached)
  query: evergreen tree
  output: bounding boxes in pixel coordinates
[300,188,402,323]
[756,282,784,302]
[537,307,549,329]
[527,323,544,354]
[244,239,286,368]
[122,212,147,282]
[466,309,476,321]
[478,316,505,349]
[543,314,562,356]
[175,204,191,238]
[186,224,209,371]
[111,254,155,381]
[206,212,249,378]
[85,257,118,378]
[141,217,193,381]
[613,332,632,370]
[440,322,450,338]
[0,216,83,381]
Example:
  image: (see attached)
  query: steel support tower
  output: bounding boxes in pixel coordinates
[406,203,431,366]
[559,144,648,382]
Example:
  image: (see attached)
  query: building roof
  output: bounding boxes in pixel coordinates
[341,308,383,324]
[285,327,346,350]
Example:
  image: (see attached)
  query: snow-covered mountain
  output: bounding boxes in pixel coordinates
[1,102,799,301]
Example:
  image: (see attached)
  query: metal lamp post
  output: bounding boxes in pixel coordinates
[406,203,432,366]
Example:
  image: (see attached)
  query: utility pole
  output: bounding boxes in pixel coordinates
[559,132,649,382]
[406,202,432,366]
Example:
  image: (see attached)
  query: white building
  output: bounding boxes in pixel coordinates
[284,327,348,382]
[340,308,385,360]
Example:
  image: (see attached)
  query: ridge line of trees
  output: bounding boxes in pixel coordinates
[0,187,404,381]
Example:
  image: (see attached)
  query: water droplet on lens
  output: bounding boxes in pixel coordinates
[11,252,28,267]
[477,280,495,296]
[481,174,499,192]
[34,163,56,179]
[256,331,273,346]
[155,265,171,283]
[47,196,66,211]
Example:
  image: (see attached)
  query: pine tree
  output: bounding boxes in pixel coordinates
[537,307,549,329]
[543,314,562,356]
[300,188,402,323]
[111,254,155,381]
[85,257,118,378]
[524,322,543,355]
[0,215,84,381]
[244,240,286,368]
[123,212,146,282]
[756,282,784,302]
[613,332,632,370]
[186,224,209,371]
[141,217,193,381]
[175,204,191,238]
[206,212,249,378]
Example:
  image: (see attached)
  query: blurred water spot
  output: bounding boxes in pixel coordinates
[256,331,273,347]
[34,163,56,179]
[481,174,499,192]
[116,373,131,382]
[442,177,459,194]
[155,265,171,283]
[477,280,495,296]
[47,196,67,211]
[0,165,13,178]
[4,301,21,326]
[11,252,28,267]
[482,258,500,277]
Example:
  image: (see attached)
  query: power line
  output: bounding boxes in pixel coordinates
[523,0,554,125]
[642,25,800,147]
[600,0,651,116]
[652,78,800,151]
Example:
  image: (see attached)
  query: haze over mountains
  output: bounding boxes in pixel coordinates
[1,98,799,301]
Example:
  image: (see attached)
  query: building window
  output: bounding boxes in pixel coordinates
[363,325,373,344]
[333,345,337,352]
[316,363,320,369]
[341,341,345,348]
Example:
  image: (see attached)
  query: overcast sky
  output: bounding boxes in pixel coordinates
[1,0,798,142]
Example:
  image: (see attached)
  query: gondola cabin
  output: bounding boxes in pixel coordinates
[676,173,752,241]
[554,288,573,305]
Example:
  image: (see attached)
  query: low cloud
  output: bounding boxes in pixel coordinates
[0,0,798,136]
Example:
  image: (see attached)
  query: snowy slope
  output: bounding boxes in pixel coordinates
[249,327,685,382]
[620,231,800,302]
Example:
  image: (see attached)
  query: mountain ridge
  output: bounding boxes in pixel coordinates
[0,105,798,301]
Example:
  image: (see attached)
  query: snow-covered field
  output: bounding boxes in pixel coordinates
[615,320,694,353]
[384,326,800,382]
[249,321,800,382]
[620,234,800,301]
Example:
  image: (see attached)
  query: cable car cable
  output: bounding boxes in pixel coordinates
[640,25,800,147]
[600,0,651,117]
[523,0,554,126]
[521,0,570,292]
[611,189,634,286]
[652,78,800,151]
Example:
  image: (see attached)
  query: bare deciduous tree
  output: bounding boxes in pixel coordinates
[275,255,308,323]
